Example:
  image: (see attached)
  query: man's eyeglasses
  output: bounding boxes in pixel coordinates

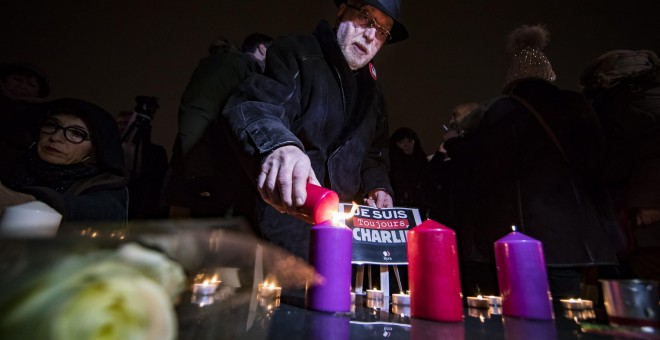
[346,4,392,42]
[40,119,91,144]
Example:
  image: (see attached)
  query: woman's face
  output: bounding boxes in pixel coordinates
[37,114,93,165]
[396,137,415,155]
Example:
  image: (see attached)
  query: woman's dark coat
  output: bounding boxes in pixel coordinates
[446,79,619,266]
[1,98,128,222]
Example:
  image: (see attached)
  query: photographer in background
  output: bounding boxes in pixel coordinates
[118,96,168,219]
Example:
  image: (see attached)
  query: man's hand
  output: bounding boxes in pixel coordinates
[257,145,319,213]
[366,189,393,209]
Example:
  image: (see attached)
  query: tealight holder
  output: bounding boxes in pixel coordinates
[191,293,215,307]
[485,295,502,306]
[392,292,411,305]
[391,303,411,316]
[366,298,385,309]
[563,308,596,320]
[560,298,592,310]
[258,283,282,299]
[258,296,281,310]
[467,295,490,309]
[468,307,490,319]
[193,280,220,295]
[366,289,384,300]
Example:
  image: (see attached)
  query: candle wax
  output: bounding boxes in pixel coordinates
[408,219,463,322]
[293,183,339,224]
[306,219,352,312]
[494,231,553,320]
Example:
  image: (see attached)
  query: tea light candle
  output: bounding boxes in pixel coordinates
[560,298,592,310]
[467,295,490,309]
[485,295,502,306]
[392,292,410,305]
[193,279,220,295]
[258,282,282,299]
[366,289,384,300]
[191,294,215,307]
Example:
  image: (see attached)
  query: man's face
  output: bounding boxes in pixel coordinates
[1,73,40,100]
[336,3,393,70]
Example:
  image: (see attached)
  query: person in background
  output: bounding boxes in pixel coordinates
[0,98,128,222]
[441,24,620,299]
[580,49,660,282]
[0,62,50,152]
[389,127,428,214]
[114,110,134,137]
[164,33,272,218]
[222,0,407,304]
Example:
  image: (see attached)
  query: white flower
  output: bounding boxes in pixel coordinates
[0,243,185,340]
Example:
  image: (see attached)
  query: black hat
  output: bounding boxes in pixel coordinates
[334,0,409,44]
[0,62,50,98]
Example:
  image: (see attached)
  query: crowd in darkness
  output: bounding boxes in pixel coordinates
[1,0,658,306]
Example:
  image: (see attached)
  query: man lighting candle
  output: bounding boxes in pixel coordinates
[222,0,407,304]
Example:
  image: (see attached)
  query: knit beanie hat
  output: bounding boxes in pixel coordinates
[504,24,556,87]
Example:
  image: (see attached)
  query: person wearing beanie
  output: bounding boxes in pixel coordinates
[439,24,621,299]
[221,0,408,304]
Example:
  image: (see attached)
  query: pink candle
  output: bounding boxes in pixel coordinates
[494,227,553,320]
[408,219,463,322]
[292,183,339,224]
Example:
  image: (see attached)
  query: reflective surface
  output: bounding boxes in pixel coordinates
[0,219,654,339]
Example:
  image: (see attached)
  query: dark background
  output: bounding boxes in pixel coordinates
[3,0,659,155]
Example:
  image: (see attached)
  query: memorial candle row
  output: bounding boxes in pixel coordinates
[302,184,554,322]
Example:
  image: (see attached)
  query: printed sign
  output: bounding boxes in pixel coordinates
[338,204,421,265]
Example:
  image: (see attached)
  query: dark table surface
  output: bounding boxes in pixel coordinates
[176,289,635,340]
[2,220,656,340]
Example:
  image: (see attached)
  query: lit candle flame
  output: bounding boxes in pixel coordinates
[331,202,358,224]
[477,295,484,299]
[511,225,517,232]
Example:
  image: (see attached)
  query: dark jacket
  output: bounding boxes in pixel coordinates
[222,21,392,259]
[164,47,260,211]
[445,79,619,266]
[1,98,128,222]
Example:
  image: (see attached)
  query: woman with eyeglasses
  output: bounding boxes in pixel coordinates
[0,98,129,222]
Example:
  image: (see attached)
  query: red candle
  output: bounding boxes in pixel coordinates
[408,219,463,322]
[292,183,339,224]
[494,227,553,320]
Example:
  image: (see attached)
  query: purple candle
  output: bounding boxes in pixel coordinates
[494,226,553,320]
[306,219,352,313]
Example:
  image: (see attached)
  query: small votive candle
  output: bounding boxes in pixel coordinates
[392,292,411,305]
[560,298,592,310]
[366,289,384,300]
[366,298,385,309]
[467,295,490,309]
[484,295,502,306]
[193,279,220,295]
[191,294,215,307]
[258,282,282,299]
